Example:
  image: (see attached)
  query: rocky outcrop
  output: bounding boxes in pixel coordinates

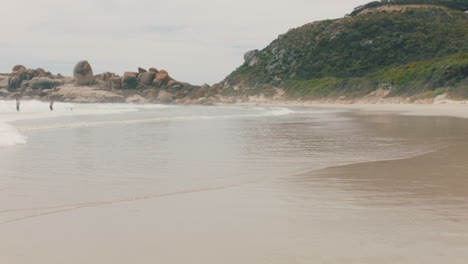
[73,60,94,85]
[8,76,22,90]
[157,90,174,103]
[7,66,53,90]
[140,71,156,85]
[29,77,63,90]
[96,72,115,82]
[101,67,186,92]
[121,72,138,89]
[0,75,8,89]
[0,88,9,96]
[51,84,125,103]
[152,71,169,87]
[167,80,178,87]
[110,77,122,89]
[36,68,46,76]
[12,65,26,72]
[8,65,27,90]
[1,62,199,104]
[244,50,258,64]
[125,94,147,104]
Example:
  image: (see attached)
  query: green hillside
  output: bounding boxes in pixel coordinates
[223,3,468,99]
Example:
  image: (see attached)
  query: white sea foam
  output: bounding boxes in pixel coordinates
[269,107,295,116]
[0,100,174,121]
[18,107,298,131]
[0,100,297,147]
[0,122,26,147]
[0,100,174,147]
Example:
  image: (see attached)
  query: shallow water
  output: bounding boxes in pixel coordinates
[1,101,467,263]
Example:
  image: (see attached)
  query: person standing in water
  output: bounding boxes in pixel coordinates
[16,98,20,112]
[49,99,54,111]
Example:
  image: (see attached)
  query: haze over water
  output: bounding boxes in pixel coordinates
[1,101,468,263]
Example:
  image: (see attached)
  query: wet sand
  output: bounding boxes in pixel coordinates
[289,143,468,263]
[309,143,468,201]
[2,145,468,264]
[2,105,468,263]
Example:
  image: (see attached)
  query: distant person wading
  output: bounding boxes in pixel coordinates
[50,100,54,111]
[16,99,20,112]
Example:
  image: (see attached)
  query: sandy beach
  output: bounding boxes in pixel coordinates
[1,102,468,263]
[233,99,468,119]
[308,103,468,119]
[1,0,466,261]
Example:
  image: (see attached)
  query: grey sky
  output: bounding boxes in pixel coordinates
[0,0,370,85]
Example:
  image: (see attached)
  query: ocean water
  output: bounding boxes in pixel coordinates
[0,100,424,211]
[1,100,468,263]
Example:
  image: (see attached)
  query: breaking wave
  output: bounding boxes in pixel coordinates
[0,100,298,147]
[0,122,26,147]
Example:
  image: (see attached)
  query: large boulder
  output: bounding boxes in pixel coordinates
[21,81,30,89]
[23,68,48,80]
[73,60,94,85]
[8,76,22,90]
[36,68,46,75]
[157,90,174,103]
[109,77,122,89]
[9,65,27,85]
[25,69,38,79]
[244,50,258,63]
[138,67,147,73]
[140,71,156,85]
[12,65,26,72]
[149,68,159,73]
[29,77,63,90]
[152,71,169,87]
[96,72,115,81]
[121,72,138,89]
[11,65,26,72]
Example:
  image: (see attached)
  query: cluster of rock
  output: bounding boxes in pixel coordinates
[105,67,183,91]
[7,65,64,91]
[0,60,225,104]
[0,65,65,99]
[69,60,185,92]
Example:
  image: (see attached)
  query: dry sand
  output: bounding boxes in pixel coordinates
[234,101,468,119]
[308,103,468,119]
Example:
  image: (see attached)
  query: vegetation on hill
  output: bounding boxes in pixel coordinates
[351,0,467,16]
[223,3,468,99]
[282,52,467,99]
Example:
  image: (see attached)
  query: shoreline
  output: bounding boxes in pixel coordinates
[227,101,468,119]
[3,97,468,119]
[303,140,468,202]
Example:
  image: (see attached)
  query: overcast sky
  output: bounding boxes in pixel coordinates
[0,0,370,85]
